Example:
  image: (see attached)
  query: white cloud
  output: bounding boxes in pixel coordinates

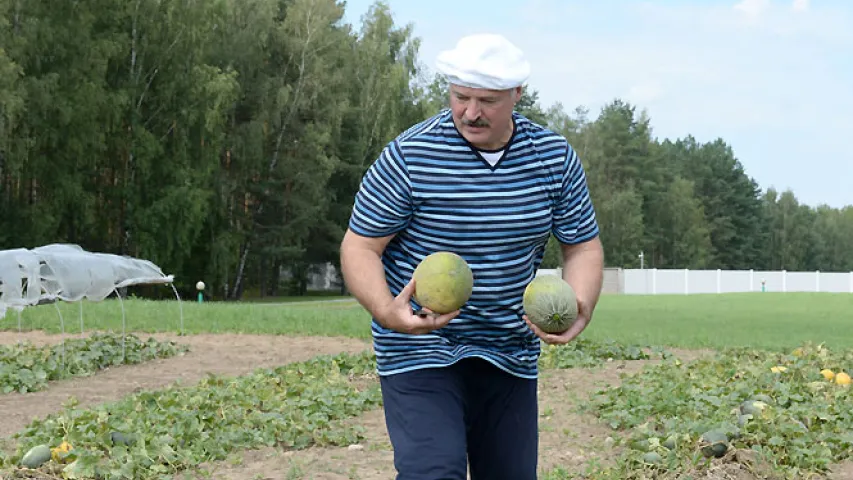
[626,82,664,106]
[509,1,852,127]
[792,0,810,12]
[342,0,853,206]
[503,0,853,207]
[734,0,771,17]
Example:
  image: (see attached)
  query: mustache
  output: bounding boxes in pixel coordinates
[463,118,489,128]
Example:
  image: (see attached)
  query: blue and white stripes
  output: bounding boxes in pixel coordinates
[349,109,599,379]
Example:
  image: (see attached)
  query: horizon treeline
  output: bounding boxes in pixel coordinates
[1,0,850,299]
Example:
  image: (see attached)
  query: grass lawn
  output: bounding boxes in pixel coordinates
[3,291,852,479]
[3,291,851,351]
[583,291,853,350]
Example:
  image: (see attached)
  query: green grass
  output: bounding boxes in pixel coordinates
[3,292,852,479]
[581,292,853,351]
[237,289,349,303]
[0,298,372,339]
[3,292,851,351]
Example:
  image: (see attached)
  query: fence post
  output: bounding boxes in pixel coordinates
[652,268,657,294]
[850,272,853,293]
[782,270,787,292]
[750,269,754,292]
[816,270,820,292]
[684,269,689,295]
[717,269,721,294]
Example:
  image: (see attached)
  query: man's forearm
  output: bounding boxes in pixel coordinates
[561,237,605,313]
[340,234,396,323]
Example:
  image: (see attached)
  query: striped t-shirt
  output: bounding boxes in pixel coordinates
[348,109,599,379]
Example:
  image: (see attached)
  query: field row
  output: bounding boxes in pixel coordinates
[1,332,851,479]
[1,333,188,394]
[0,292,851,479]
[0,336,651,479]
[3,292,853,350]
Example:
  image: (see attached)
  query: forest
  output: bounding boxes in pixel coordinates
[1,0,850,299]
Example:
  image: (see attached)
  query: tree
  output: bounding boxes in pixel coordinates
[1,0,850,302]
[658,177,712,268]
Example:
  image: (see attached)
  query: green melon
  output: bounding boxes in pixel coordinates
[412,252,474,314]
[111,431,136,446]
[642,451,663,465]
[522,274,578,334]
[20,444,51,469]
[739,399,768,417]
[699,429,729,458]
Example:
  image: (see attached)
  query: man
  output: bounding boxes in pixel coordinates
[339,33,604,480]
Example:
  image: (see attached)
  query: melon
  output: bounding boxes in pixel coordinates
[698,429,729,458]
[20,444,51,468]
[111,431,136,446]
[522,274,578,334]
[642,451,663,465]
[739,399,768,417]
[412,252,474,314]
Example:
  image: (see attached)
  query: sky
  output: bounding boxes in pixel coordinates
[341,0,852,209]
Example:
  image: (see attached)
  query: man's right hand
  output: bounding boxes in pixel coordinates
[376,278,459,334]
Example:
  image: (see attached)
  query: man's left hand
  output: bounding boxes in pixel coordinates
[523,300,591,345]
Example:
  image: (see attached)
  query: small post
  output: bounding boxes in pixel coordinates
[716,269,721,294]
[196,281,205,304]
[652,268,657,295]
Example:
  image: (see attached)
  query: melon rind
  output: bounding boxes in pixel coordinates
[523,274,578,334]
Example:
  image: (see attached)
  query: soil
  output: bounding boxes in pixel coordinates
[188,353,700,480]
[2,331,851,480]
[0,330,371,439]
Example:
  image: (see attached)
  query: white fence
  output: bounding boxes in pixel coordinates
[304,264,853,295]
[537,268,853,295]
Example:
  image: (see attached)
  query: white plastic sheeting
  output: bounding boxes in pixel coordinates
[0,243,174,319]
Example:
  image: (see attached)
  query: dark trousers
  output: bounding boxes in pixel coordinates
[379,357,539,480]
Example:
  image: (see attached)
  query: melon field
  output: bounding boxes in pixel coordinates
[1,292,852,479]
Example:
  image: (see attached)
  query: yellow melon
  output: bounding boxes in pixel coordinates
[412,252,474,314]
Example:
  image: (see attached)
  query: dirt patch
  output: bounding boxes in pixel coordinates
[828,461,853,480]
[536,362,647,474]
[670,454,853,480]
[191,408,394,480]
[190,358,662,480]
[4,333,845,480]
[0,330,372,439]
[186,348,853,480]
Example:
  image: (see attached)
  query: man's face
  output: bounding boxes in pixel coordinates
[449,84,520,149]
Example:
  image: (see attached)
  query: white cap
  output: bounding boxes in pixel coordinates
[435,33,531,90]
